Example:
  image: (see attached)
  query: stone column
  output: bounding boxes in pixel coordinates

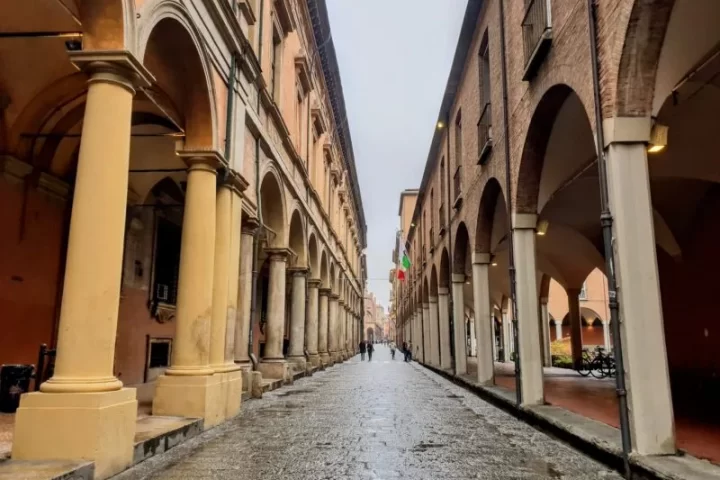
[502,308,513,362]
[415,307,423,361]
[422,303,430,364]
[341,304,349,358]
[337,299,345,362]
[438,288,452,369]
[318,288,331,365]
[567,288,583,369]
[605,137,674,454]
[306,279,321,366]
[287,269,308,369]
[555,319,563,342]
[328,294,340,362]
[472,254,494,384]
[512,214,543,406]
[451,275,468,375]
[603,321,611,351]
[540,297,552,367]
[257,249,290,381]
[428,296,440,365]
[209,178,244,419]
[12,53,151,478]
[235,219,258,366]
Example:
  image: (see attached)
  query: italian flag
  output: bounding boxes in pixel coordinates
[397,236,411,281]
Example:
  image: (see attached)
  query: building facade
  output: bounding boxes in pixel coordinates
[1,0,365,477]
[396,0,720,463]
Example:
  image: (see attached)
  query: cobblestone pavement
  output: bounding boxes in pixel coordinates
[117,346,621,480]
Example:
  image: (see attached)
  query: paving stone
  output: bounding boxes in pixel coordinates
[116,346,621,480]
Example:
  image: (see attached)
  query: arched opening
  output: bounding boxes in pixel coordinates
[287,210,306,268]
[259,172,286,248]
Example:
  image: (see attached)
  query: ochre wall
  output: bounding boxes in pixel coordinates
[0,178,64,367]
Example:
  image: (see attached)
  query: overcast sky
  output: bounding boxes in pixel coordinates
[327,0,467,311]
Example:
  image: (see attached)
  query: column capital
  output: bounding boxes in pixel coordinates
[266,248,292,262]
[422,303,430,309]
[241,217,261,235]
[338,299,345,306]
[472,252,492,264]
[319,288,332,296]
[177,150,227,169]
[512,213,537,230]
[218,171,249,195]
[308,278,322,288]
[69,50,154,94]
[438,287,449,295]
[330,293,340,300]
[451,273,465,284]
[428,296,438,303]
[602,116,652,148]
[289,267,309,277]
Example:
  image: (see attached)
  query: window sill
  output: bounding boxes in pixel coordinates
[478,140,493,165]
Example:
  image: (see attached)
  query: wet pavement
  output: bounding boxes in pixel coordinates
[117,346,621,479]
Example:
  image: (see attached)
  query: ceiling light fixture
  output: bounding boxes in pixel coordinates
[536,219,549,236]
[647,122,668,154]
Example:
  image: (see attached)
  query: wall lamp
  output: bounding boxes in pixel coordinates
[536,219,549,236]
[647,122,668,154]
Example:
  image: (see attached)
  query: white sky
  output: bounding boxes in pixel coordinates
[327,0,468,309]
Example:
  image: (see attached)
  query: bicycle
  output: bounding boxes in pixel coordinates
[590,347,615,379]
[576,348,594,377]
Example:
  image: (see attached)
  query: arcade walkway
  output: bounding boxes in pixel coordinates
[117,346,619,479]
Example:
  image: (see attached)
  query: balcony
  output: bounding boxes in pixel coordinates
[522,0,552,81]
[453,166,463,209]
[477,102,492,165]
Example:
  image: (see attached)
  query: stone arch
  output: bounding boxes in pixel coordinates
[422,277,429,304]
[80,0,137,51]
[581,307,605,325]
[288,209,306,268]
[308,233,320,277]
[259,170,286,248]
[140,5,216,149]
[475,178,505,254]
[453,222,470,275]
[439,248,450,288]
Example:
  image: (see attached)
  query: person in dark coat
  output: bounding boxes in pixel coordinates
[367,341,374,362]
[359,340,367,361]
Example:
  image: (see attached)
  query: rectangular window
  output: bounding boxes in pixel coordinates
[270,25,281,100]
[453,165,462,203]
[478,32,493,164]
[430,189,435,232]
[454,110,463,167]
[152,218,181,306]
[296,82,304,152]
[440,157,446,201]
[522,0,553,80]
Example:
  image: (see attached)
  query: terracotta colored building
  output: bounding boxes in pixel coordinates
[1,0,364,477]
[396,0,720,469]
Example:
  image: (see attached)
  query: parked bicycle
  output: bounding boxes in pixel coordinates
[575,347,615,379]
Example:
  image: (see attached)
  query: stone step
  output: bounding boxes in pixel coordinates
[0,459,93,480]
[132,416,203,466]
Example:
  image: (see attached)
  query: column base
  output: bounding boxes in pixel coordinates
[152,374,224,428]
[12,388,136,480]
[236,362,253,393]
[223,370,243,419]
[257,360,289,383]
[319,352,332,367]
[287,355,307,372]
[308,353,321,368]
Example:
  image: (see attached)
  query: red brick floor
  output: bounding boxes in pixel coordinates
[486,361,720,465]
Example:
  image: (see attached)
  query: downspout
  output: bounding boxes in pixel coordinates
[587,1,632,476]
[498,0,522,404]
[248,0,266,363]
[445,113,455,376]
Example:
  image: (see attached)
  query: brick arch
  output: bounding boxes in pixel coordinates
[452,222,470,275]
[613,0,676,117]
[439,248,450,288]
[475,177,505,254]
[515,84,584,214]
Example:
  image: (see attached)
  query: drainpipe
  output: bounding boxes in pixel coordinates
[498,0,522,404]
[248,0,266,362]
[587,1,632,476]
[445,113,455,376]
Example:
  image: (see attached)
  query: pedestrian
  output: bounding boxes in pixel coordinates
[402,341,409,362]
[359,340,366,361]
[408,342,413,362]
[390,342,396,360]
[367,341,374,362]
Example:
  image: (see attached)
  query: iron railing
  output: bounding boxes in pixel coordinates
[477,102,492,164]
[522,0,552,80]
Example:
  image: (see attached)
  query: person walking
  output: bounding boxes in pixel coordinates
[359,340,366,361]
[402,341,409,362]
[390,342,396,360]
[367,341,374,362]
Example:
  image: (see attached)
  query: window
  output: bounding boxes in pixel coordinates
[478,32,493,164]
[579,282,587,300]
[148,339,171,369]
[270,24,281,100]
[440,157,446,201]
[522,0,552,81]
[430,189,435,238]
[454,110,463,166]
[453,165,462,207]
[296,81,304,153]
[152,218,181,306]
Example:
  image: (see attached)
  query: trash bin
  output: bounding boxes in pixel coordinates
[0,364,34,413]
